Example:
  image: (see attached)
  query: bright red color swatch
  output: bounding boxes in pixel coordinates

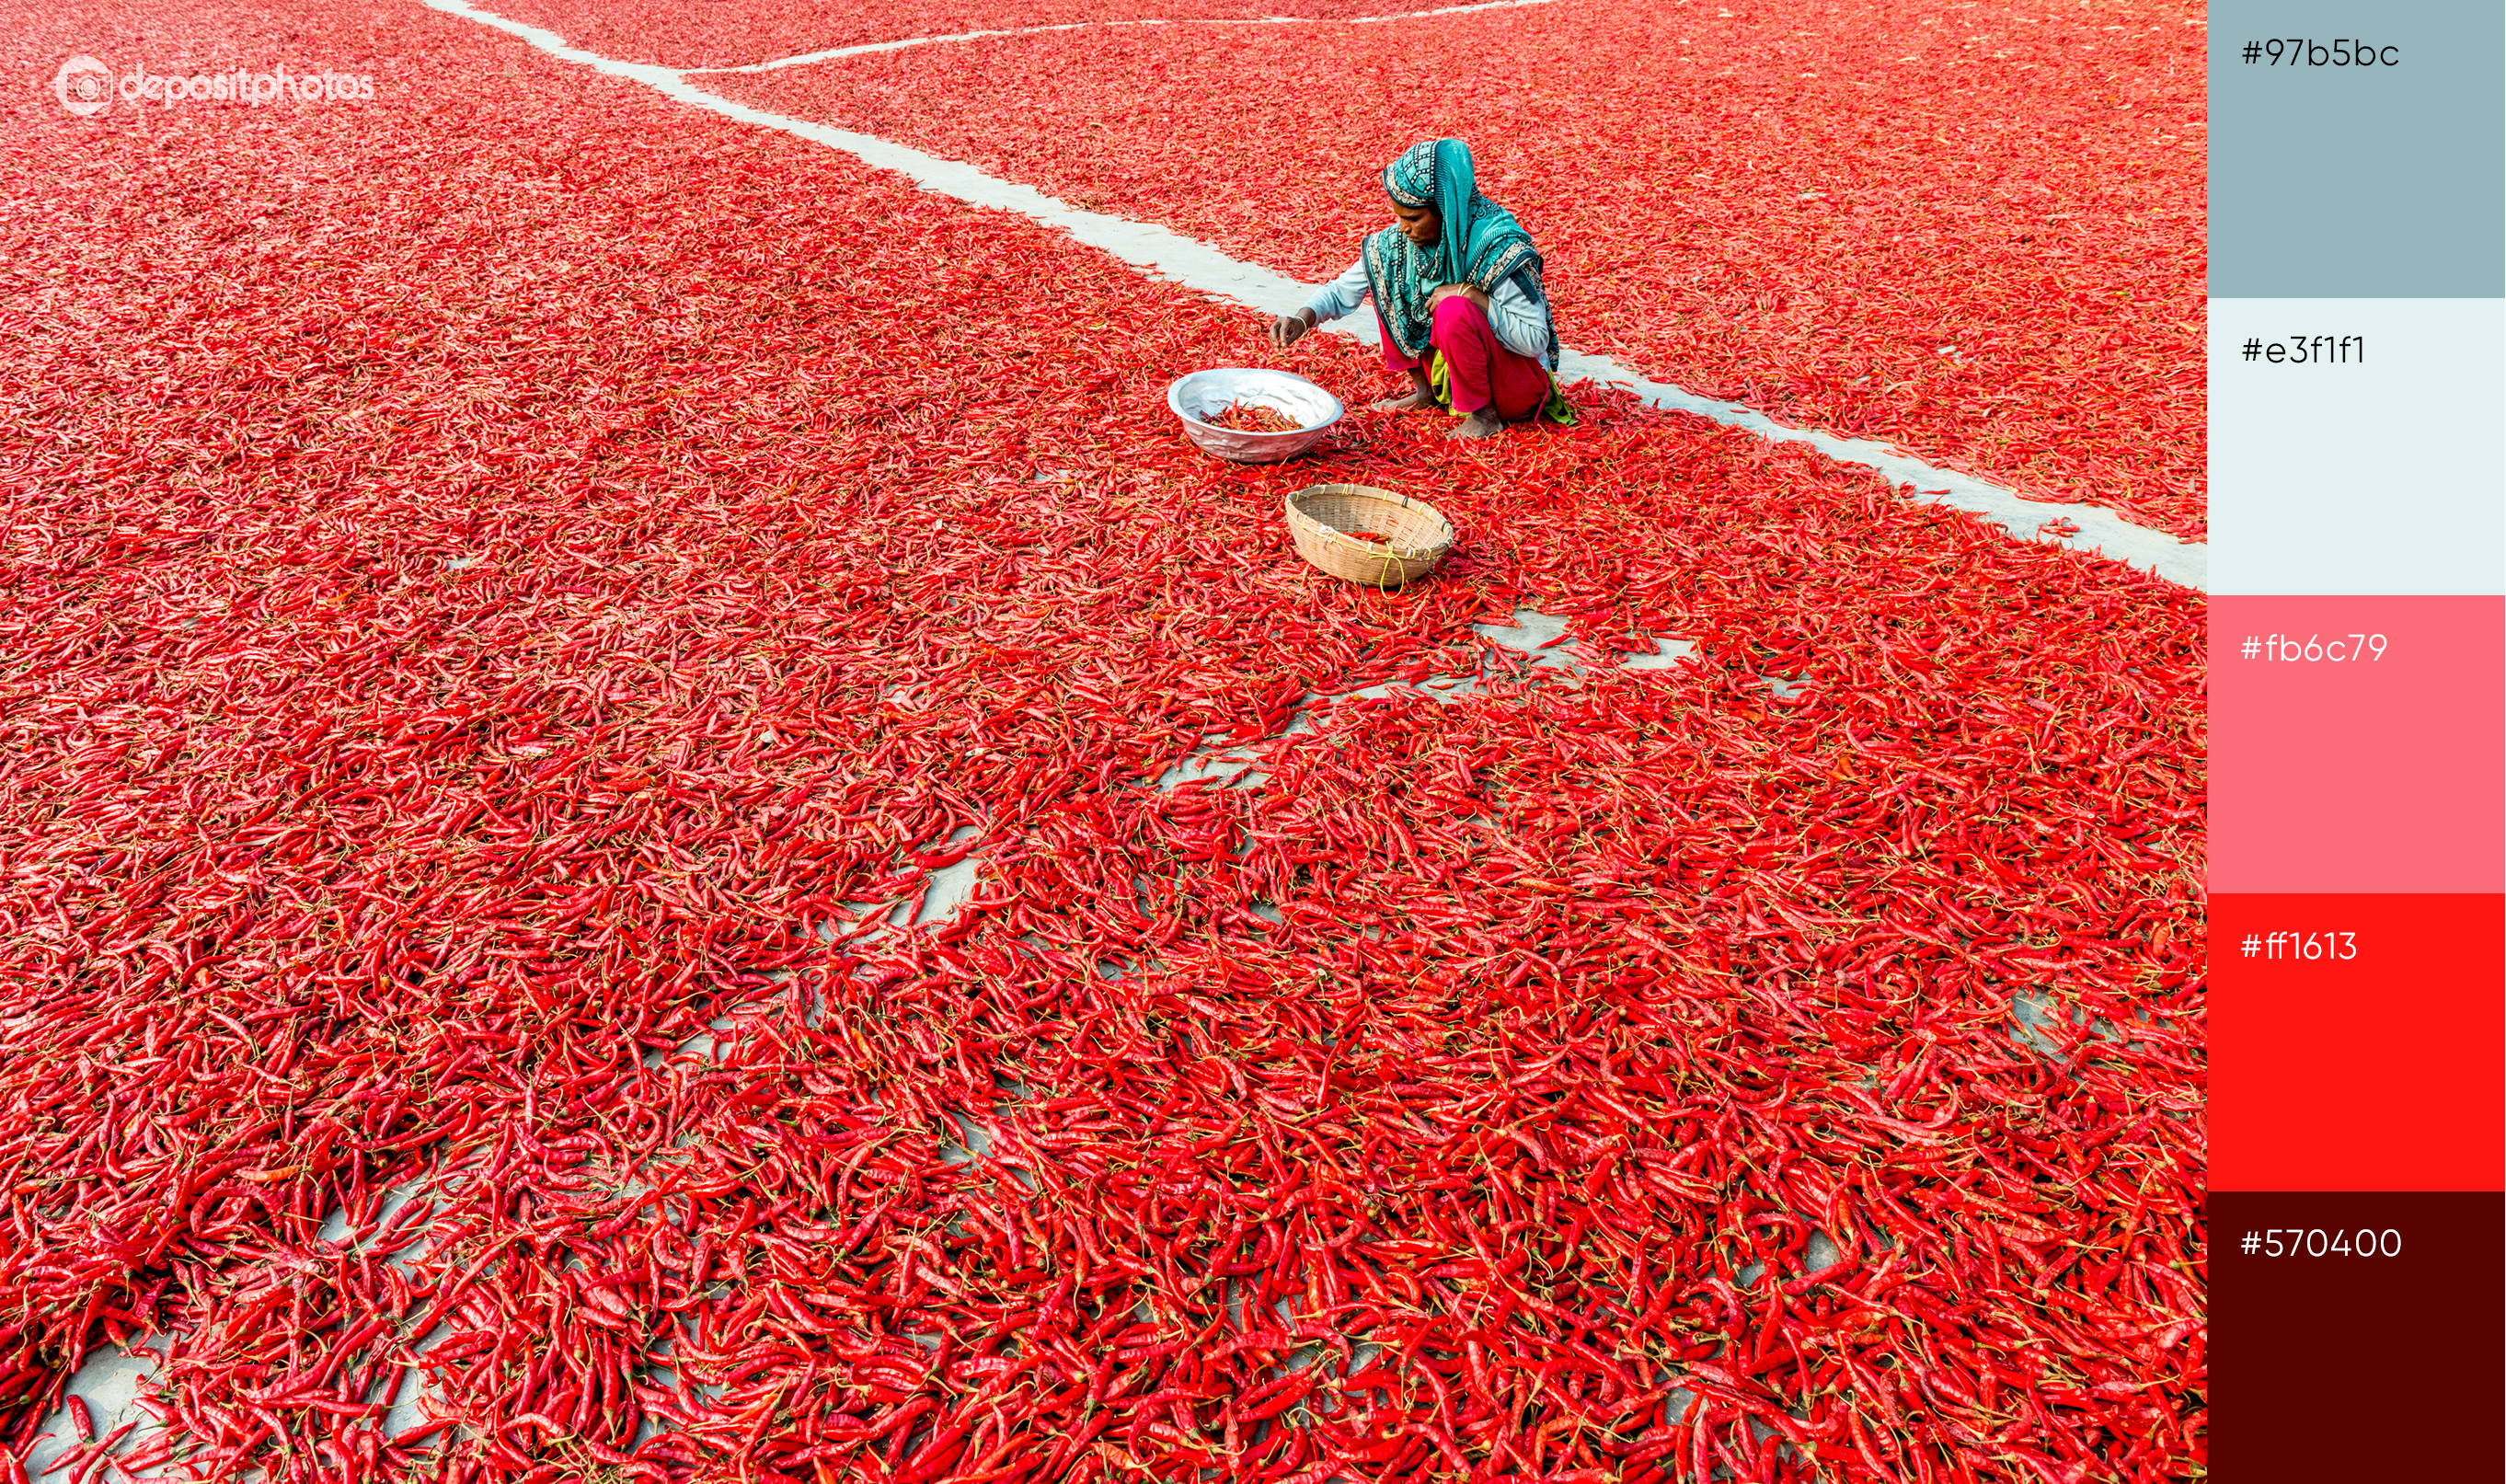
[2211,893,2505,1191]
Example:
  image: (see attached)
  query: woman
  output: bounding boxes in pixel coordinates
[1270,138,1573,440]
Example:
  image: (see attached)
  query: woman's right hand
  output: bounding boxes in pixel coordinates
[1268,309,1314,349]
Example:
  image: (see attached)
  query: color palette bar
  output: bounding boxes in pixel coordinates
[2207,0,2505,1474]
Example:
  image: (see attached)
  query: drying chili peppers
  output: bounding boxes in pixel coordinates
[0,2,2205,1483]
[489,0,1479,70]
[710,0,2209,539]
[1208,403,1305,434]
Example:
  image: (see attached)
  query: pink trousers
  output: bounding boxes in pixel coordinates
[1379,295,1550,420]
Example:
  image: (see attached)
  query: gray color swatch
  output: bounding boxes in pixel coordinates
[2210,0,2504,297]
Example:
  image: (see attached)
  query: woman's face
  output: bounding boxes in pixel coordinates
[1392,201,1442,247]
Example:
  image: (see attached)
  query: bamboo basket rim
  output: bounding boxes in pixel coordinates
[1282,484,1456,590]
[1283,483,1456,559]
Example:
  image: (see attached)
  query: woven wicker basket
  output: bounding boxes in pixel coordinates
[1285,485,1455,589]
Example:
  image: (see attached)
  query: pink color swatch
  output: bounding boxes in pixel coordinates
[2211,595,2504,894]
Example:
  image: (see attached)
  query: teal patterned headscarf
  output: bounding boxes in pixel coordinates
[1363,138,1552,363]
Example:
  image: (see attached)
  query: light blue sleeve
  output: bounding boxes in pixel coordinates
[1488,272,1552,365]
[1303,259,1373,326]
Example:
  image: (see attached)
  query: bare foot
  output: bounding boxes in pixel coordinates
[1448,410,1505,440]
[1371,390,1436,412]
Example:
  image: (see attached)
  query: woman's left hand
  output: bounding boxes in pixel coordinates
[1431,283,1491,310]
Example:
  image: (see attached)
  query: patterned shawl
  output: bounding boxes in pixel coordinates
[1362,138,1552,363]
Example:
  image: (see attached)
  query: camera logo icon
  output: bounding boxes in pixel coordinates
[55,54,110,116]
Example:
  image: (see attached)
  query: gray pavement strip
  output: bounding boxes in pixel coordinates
[1148,605,1705,792]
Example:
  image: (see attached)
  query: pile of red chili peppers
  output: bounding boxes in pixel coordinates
[489,0,1480,72]
[713,0,2209,540]
[1,1,2204,1480]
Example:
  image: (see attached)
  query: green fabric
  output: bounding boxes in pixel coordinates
[1364,139,1558,369]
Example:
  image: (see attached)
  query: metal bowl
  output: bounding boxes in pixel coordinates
[1167,368,1345,464]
